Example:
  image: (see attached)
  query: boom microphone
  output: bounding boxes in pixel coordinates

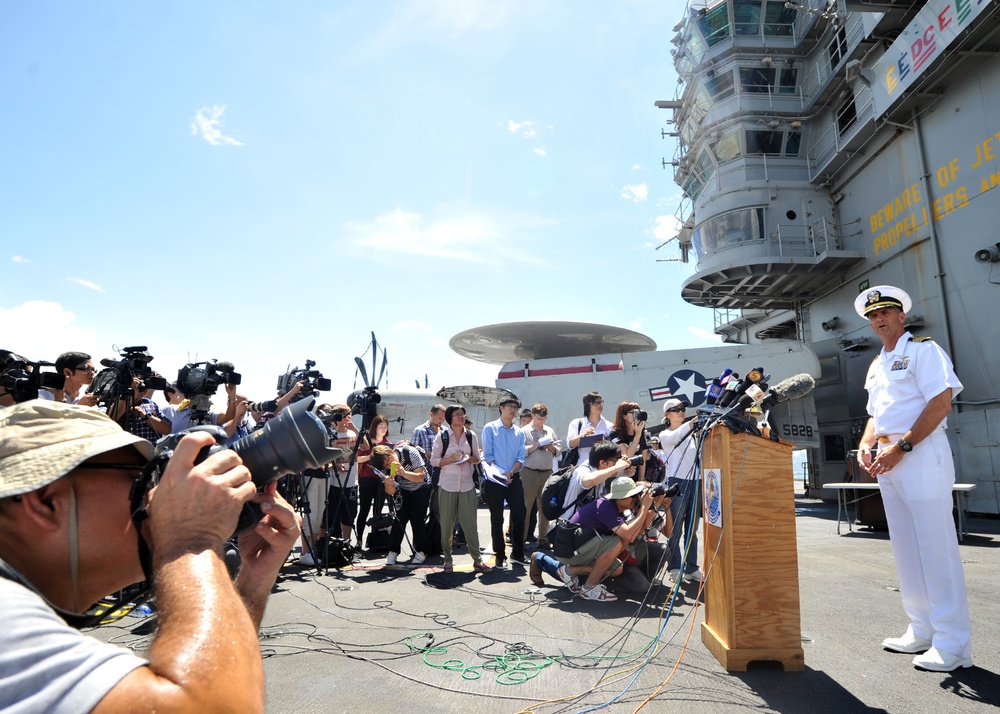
[759,373,815,411]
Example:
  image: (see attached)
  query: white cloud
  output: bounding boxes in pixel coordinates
[533,148,547,156]
[0,301,98,359]
[652,214,682,242]
[347,208,529,264]
[392,320,432,333]
[687,325,721,343]
[190,105,244,147]
[11,256,30,264]
[67,277,106,293]
[628,320,643,331]
[631,164,642,170]
[620,183,648,203]
[507,119,537,138]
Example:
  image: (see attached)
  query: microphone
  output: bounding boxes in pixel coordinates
[760,373,816,442]
[704,367,732,405]
[718,367,763,408]
[759,373,815,411]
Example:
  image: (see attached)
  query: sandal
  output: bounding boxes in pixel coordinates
[443,561,453,573]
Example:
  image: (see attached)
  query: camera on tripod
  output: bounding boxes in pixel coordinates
[277,359,331,403]
[0,350,65,403]
[349,386,382,423]
[89,346,168,403]
[177,360,241,396]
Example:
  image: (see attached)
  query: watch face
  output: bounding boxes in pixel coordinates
[898,439,913,452]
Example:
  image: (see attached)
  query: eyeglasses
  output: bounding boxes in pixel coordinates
[74,365,97,373]
[592,400,604,406]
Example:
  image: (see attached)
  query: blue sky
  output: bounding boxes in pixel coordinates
[1,1,719,405]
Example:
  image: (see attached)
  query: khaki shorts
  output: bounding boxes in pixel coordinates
[558,533,621,567]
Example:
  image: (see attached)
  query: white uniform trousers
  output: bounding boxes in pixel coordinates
[876,429,971,658]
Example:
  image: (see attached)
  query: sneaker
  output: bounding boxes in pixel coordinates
[684,568,705,583]
[529,553,544,586]
[580,583,618,602]
[557,565,581,594]
[386,552,398,566]
[509,554,528,567]
[668,568,681,584]
[443,561,453,573]
[473,561,494,574]
[297,552,316,567]
[411,551,426,565]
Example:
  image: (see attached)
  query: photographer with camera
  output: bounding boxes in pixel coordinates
[124,375,172,442]
[53,351,99,406]
[550,475,670,603]
[660,398,704,584]
[609,401,649,483]
[0,400,301,712]
[370,443,431,566]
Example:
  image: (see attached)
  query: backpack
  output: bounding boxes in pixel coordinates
[541,464,593,521]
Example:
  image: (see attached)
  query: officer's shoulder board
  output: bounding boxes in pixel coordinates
[909,336,934,343]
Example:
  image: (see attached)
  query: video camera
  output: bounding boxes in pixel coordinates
[89,346,168,404]
[349,386,382,424]
[177,360,241,396]
[277,359,331,403]
[0,350,65,403]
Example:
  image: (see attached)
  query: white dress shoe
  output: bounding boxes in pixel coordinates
[882,632,933,654]
[912,646,973,672]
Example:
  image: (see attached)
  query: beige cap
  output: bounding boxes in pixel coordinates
[608,476,644,500]
[0,400,154,499]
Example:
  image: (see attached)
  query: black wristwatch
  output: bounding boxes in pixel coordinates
[897,438,913,453]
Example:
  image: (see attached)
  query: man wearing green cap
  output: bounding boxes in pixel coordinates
[0,400,300,712]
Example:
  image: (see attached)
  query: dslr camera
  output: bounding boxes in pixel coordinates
[131,397,343,536]
[0,350,65,403]
[650,482,681,499]
[632,409,648,423]
[627,454,645,467]
[277,359,331,403]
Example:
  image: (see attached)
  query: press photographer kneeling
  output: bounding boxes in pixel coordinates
[549,475,672,602]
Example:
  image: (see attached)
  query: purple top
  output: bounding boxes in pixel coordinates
[570,498,624,536]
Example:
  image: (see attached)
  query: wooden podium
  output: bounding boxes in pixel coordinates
[699,426,804,672]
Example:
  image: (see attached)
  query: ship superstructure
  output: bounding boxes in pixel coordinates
[661,0,1000,512]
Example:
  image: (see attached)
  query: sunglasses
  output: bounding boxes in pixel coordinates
[666,407,686,413]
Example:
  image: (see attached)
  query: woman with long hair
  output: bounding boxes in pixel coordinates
[609,400,649,482]
[356,415,393,548]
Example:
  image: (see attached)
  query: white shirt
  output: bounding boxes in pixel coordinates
[865,332,963,436]
[659,420,698,480]
[566,416,613,466]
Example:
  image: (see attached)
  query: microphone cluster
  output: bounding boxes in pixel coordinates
[696,366,815,442]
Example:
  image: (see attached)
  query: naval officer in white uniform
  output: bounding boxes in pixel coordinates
[855,285,972,672]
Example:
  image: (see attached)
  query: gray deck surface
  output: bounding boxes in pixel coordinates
[93,484,1000,713]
